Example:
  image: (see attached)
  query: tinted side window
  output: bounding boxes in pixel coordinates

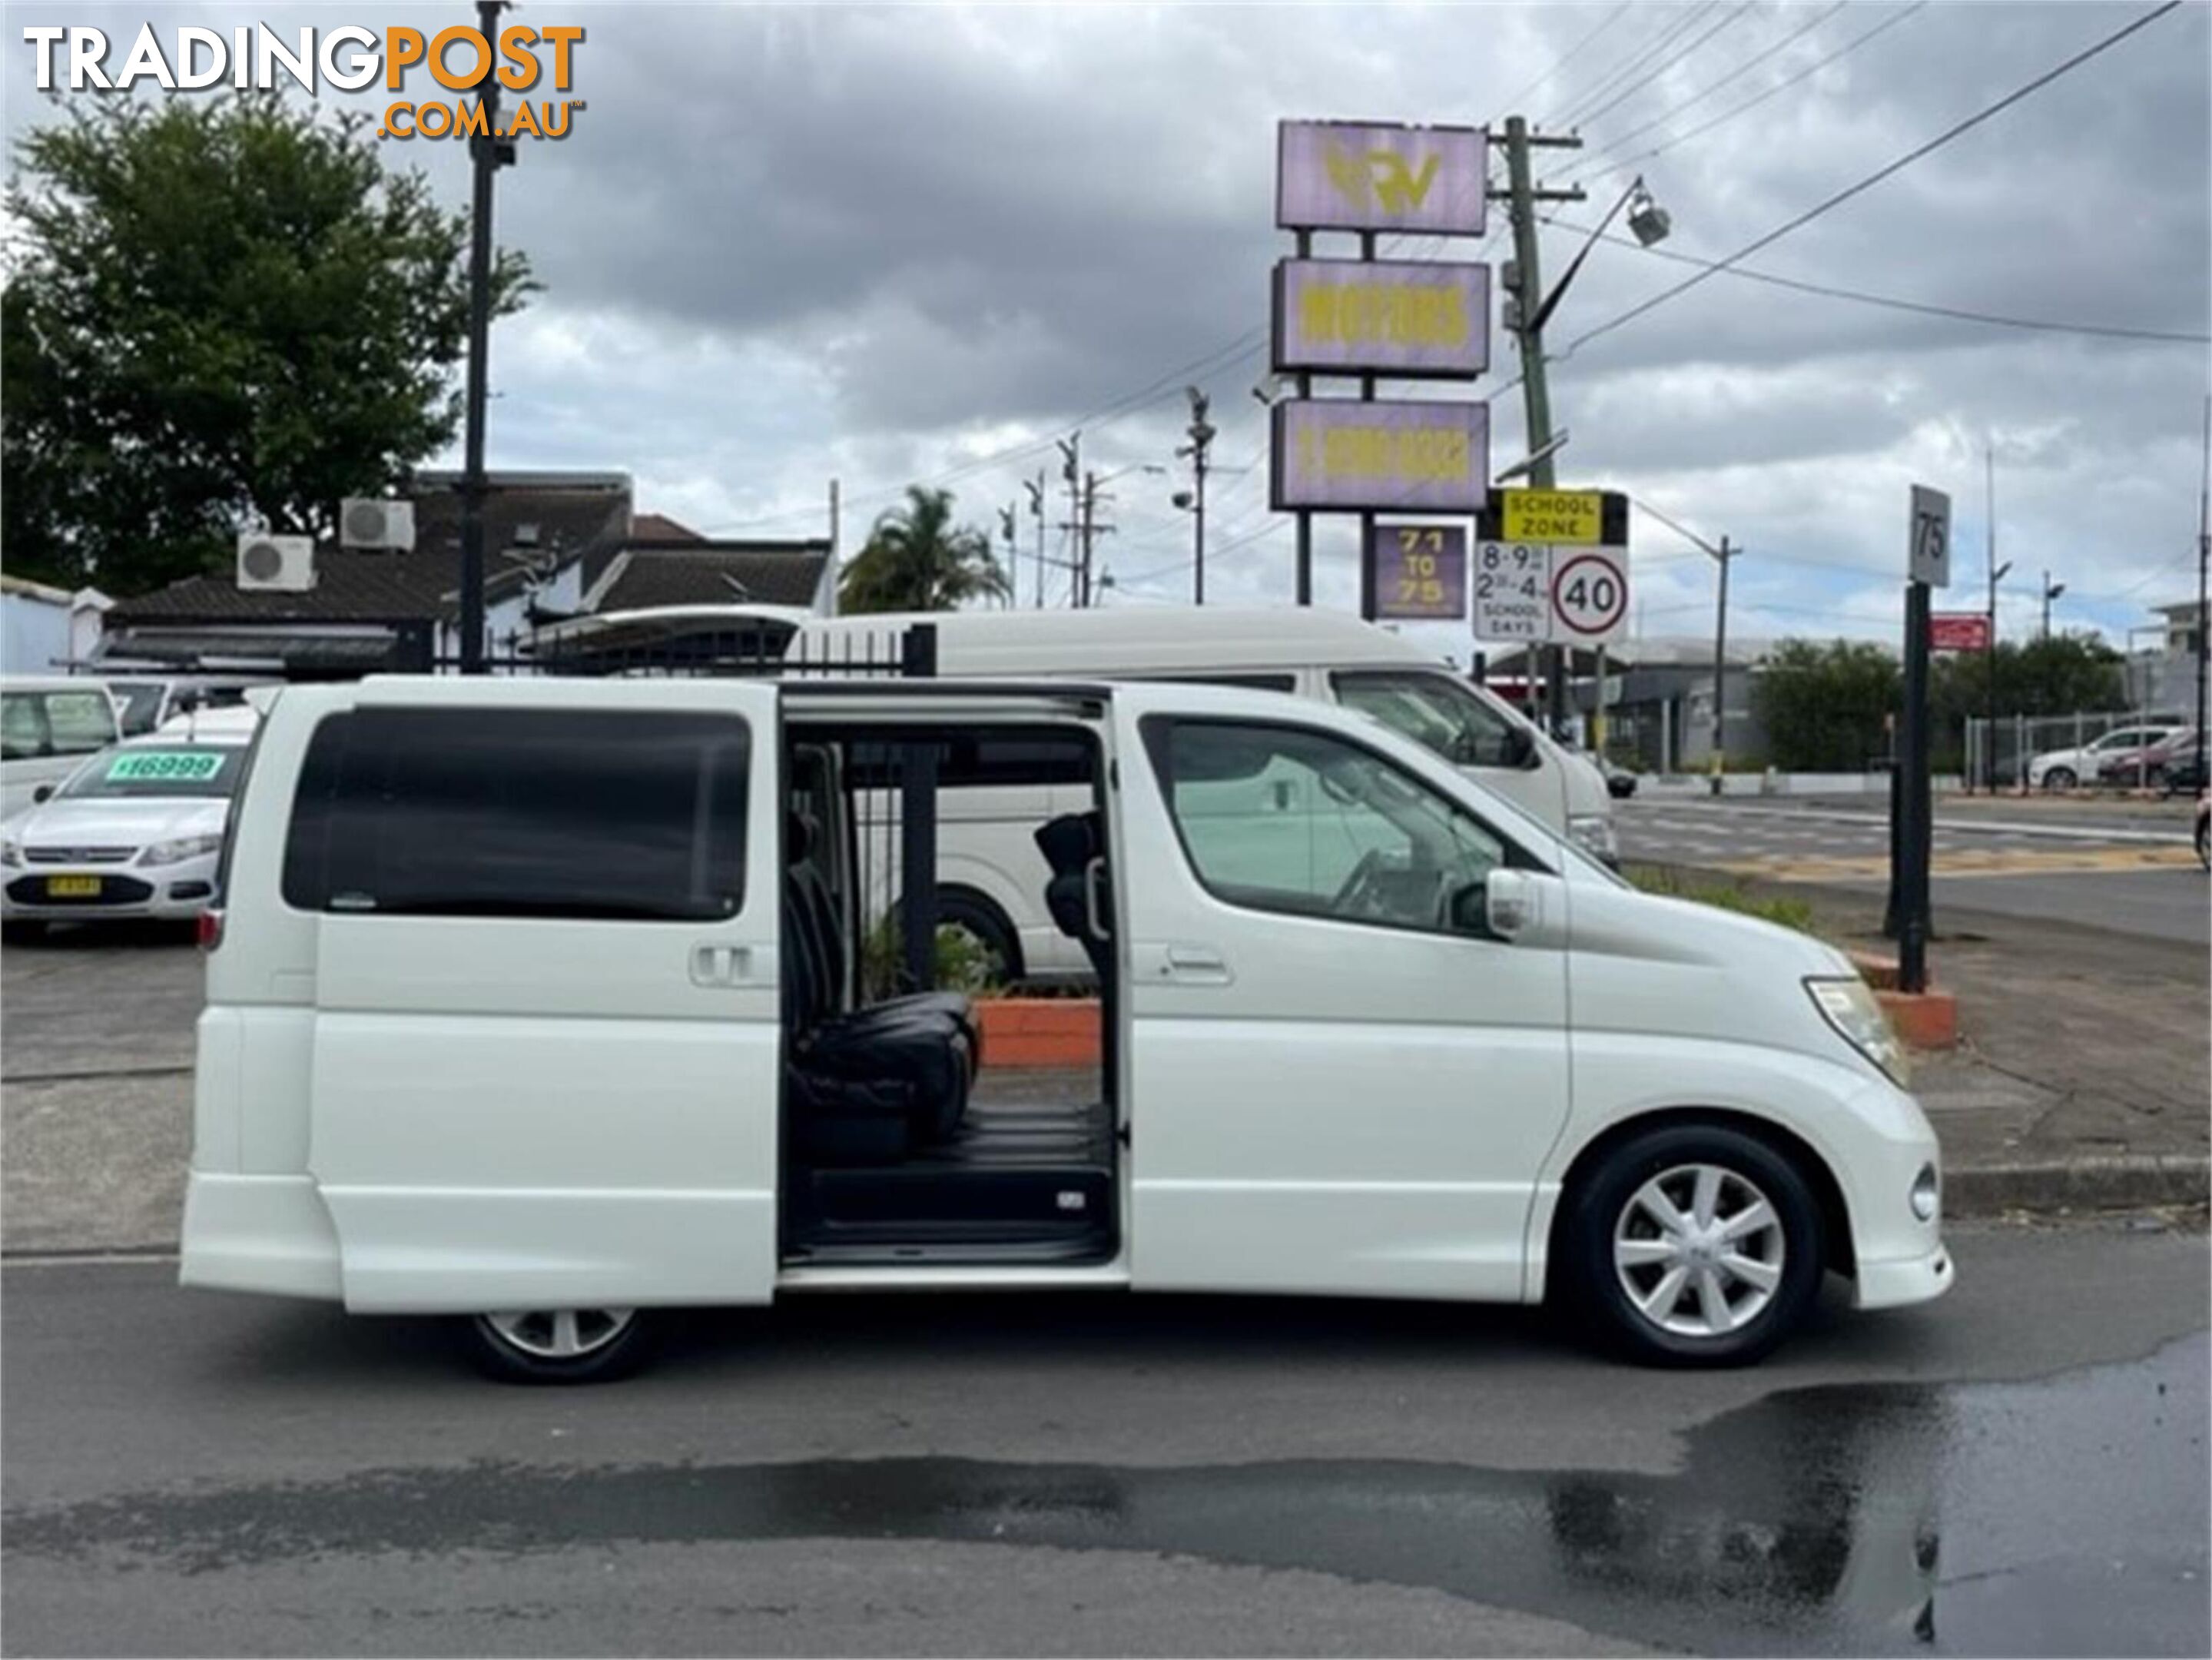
[284,708,749,921]
[1144,717,1504,935]
[1332,671,1521,769]
[43,691,118,755]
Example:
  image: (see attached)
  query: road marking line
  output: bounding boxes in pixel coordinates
[1706,845,2204,882]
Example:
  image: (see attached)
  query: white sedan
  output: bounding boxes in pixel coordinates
[2025,724,2184,789]
[1,729,254,934]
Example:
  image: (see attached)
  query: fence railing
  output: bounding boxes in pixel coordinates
[1964,708,2202,792]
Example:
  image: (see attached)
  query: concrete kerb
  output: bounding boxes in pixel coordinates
[1945,1156,2211,1218]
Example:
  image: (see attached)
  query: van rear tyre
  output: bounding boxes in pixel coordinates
[459,1307,655,1384]
[1559,1124,1823,1368]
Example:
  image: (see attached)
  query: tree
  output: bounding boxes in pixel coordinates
[1930,632,2127,731]
[838,486,1011,613]
[1756,639,1900,771]
[2,92,533,594]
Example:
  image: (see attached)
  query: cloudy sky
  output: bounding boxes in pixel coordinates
[7,2,2208,661]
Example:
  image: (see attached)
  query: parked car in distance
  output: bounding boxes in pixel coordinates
[105,674,273,738]
[2025,722,2186,790]
[181,673,1949,1383]
[2162,747,2208,797]
[2,676,119,819]
[1601,760,1639,799]
[2094,728,2202,791]
[1,726,254,936]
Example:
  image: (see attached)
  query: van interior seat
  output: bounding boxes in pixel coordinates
[1035,810,1111,981]
[782,851,973,1160]
[787,812,979,1054]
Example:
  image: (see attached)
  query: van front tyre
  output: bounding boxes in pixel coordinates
[1560,1124,1823,1368]
[460,1307,655,1384]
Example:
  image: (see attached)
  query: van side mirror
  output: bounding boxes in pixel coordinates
[1501,725,1537,769]
[1451,870,1537,941]
[32,785,53,804]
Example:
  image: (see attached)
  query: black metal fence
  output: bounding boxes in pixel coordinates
[429,621,934,682]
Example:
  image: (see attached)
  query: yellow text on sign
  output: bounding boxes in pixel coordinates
[1501,490,1603,545]
[1297,427,1469,484]
[1298,284,1470,349]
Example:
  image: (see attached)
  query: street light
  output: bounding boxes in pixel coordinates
[1626,179,1672,247]
[2041,571,2066,639]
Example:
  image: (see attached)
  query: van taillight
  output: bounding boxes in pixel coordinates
[197,909,224,951]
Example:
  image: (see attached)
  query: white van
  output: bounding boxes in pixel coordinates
[181,673,1948,1382]
[794,609,1618,981]
[2,676,120,820]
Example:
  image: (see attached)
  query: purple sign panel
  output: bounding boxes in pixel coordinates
[1274,258,1490,380]
[1270,399,1491,514]
[1276,121,1487,236]
[1371,523,1467,621]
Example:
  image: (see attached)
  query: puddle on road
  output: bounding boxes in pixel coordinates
[8,1336,2205,1655]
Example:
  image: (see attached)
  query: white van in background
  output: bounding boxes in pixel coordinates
[794,609,1617,981]
[2,676,120,820]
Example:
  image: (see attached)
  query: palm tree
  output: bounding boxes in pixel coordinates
[837,486,1011,614]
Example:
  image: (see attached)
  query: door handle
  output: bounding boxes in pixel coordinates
[1083,855,1112,941]
[690,944,773,988]
[1160,944,1232,985]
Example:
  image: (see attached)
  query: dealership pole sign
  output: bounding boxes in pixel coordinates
[1276,121,1487,236]
[1272,119,1494,621]
[1271,400,1490,515]
[1273,259,1490,379]
[1371,525,1467,621]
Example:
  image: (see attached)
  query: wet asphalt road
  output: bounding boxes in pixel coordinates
[4,1222,2206,1657]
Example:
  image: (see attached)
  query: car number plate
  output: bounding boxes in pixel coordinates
[47,875,101,898]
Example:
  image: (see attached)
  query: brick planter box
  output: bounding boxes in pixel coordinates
[977,998,1100,1068]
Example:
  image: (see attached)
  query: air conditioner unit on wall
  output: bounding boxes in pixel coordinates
[236,533,316,592]
[340,498,416,550]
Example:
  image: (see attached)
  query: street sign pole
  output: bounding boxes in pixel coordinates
[1898,578,1932,992]
[1895,484,1950,994]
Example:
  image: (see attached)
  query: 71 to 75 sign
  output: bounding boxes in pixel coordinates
[1474,542,1629,645]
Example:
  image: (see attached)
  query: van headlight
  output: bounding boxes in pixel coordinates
[0,838,19,868]
[141,834,222,867]
[1806,977,1910,1086]
[1567,812,1618,863]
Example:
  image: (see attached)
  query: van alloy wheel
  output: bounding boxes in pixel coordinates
[463,1306,652,1383]
[1612,1164,1786,1339]
[481,1307,637,1360]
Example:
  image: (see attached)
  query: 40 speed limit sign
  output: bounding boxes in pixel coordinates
[1473,542,1629,644]
[1550,547,1628,643]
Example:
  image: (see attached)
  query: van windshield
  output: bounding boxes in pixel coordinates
[1333,671,1525,769]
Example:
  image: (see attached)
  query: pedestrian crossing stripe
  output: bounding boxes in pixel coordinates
[1705,845,2203,883]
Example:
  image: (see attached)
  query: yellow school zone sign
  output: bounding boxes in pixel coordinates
[1499,489,1605,545]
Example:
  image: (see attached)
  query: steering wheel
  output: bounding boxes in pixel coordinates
[1331,849,1385,915]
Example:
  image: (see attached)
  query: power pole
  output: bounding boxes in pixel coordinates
[1023,473,1046,609]
[1056,434,1082,608]
[1710,536,1735,795]
[827,477,841,616]
[457,0,515,674]
[997,504,1018,609]
[2040,569,2064,640]
[1179,387,1215,606]
[1494,117,1587,732]
[2197,394,2209,790]
[1983,444,2011,792]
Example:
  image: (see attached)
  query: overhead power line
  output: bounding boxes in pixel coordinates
[1537,211,2211,345]
[1567,2,1849,174]
[1557,1,2186,363]
[1574,2,1930,188]
[1570,1,1761,134]
[1492,1,1637,114]
[1550,0,1723,130]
